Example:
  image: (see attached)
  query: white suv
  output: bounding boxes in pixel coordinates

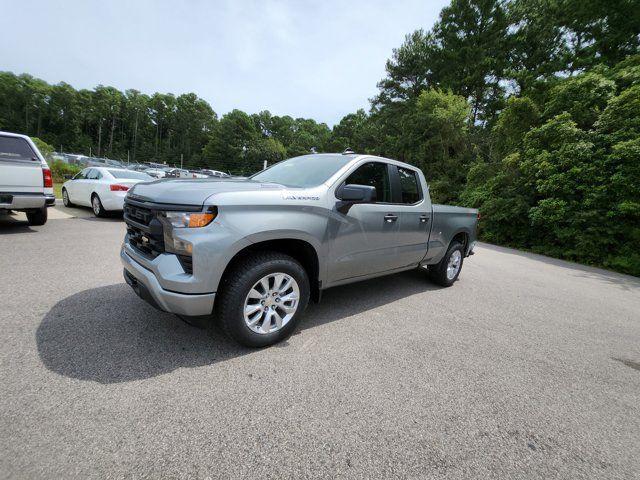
[0,131,55,225]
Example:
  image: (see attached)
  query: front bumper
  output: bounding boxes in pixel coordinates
[121,248,215,316]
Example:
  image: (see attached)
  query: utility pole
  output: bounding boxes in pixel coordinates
[180,153,184,169]
[127,150,130,166]
[263,160,267,170]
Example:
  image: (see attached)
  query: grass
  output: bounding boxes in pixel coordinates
[53,182,63,199]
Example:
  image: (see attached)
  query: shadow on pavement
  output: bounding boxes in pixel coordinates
[0,213,35,233]
[37,269,438,384]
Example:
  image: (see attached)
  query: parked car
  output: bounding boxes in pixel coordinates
[144,168,167,179]
[0,131,55,225]
[190,171,209,179]
[61,167,152,217]
[199,169,230,178]
[121,153,479,347]
[165,168,192,178]
[127,163,149,172]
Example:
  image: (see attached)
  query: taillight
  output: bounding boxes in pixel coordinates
[110,184,130,192]
[43,168,53,188]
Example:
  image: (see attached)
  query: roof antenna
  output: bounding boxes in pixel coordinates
[342,148,355,155]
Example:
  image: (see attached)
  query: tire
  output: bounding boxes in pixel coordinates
[62,188,74,207]
[215,251,310,347]
[26,206,47,226]
[428,241,464,287]
[91,194,106,217]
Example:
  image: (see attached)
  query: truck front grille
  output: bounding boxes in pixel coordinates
[123,201,165,258]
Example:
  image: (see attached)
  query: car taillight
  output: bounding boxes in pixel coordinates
[110,184,130,192]
[42,168,53,188]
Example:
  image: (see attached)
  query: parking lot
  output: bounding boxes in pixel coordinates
[1,205,639,479]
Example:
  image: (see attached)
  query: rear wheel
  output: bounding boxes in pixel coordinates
[91,194,106,217]
[62,188,74,207]
[215,252,310,347]
[428,241,464,287]
[26,206,47,226]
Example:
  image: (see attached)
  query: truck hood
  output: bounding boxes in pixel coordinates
[127,178,284,206]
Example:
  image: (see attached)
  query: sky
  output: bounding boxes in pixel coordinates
[1,0,448,126]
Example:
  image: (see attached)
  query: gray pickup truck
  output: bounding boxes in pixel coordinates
[121,153,478,346]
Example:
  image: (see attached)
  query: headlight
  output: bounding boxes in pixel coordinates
[157,208,217,257]
[159,209,216,228]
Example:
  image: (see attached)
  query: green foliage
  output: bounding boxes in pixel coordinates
[462,63,640,276]
[492,96,540,156]
[49,159,81,183]
[30,137,54,158]
[543,73,615,128]
[400,89,471,203]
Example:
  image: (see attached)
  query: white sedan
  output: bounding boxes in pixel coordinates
[61,167,153,217]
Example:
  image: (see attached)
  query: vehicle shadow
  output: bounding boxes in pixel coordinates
[0,213,35,233]
[57,205,124,222]
[36,269,438,384]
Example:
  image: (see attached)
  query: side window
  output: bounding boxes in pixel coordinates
[398,167,421,204]
[0,136,36,162]
[87,169,102,180]
[73,169,88,180]
[344,162,392,203]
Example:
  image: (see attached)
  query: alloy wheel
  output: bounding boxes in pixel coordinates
[243,272,300,334]
[446,250,462,280]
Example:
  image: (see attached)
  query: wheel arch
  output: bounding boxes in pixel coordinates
[450,229,470,254]
[219,236,322,303]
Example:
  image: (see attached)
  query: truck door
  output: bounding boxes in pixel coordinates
[328,161,402,282]
[392,165,432,267]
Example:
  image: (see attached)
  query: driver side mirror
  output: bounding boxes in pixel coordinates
[338,184,377,202]
[336,184,376,214]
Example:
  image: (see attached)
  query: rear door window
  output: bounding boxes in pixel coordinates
[87,169,103,180]
[0,136,36,163]
[397,167,422,204]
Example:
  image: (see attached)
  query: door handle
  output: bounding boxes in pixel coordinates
[420,215,430,223]
[384,214,398,223]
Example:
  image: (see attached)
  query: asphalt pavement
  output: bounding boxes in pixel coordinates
[1,205,639,479]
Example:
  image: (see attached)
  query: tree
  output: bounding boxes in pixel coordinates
[432,0,510,123]
[202,110,260,174]
[399,89,471,203]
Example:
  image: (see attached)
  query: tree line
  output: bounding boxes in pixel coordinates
[0,0,638,275]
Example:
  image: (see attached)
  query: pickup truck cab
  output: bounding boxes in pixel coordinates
[0,131,55,225]
[121,153,478,347]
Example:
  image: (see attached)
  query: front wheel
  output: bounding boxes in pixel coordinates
[26,206,47,226]
[428,241,464,287]
[215,252,310,347]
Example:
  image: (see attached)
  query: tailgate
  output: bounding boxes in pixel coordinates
[0,136,44,193]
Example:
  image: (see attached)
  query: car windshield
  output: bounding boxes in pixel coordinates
[251,154,353,188]
[108,169,152,180]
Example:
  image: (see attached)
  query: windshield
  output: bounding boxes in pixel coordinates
[251,154,352,188]
[108,169,152,180]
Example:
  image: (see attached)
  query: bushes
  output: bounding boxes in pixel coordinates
[461,57,640,276]
[49,160,81,183]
